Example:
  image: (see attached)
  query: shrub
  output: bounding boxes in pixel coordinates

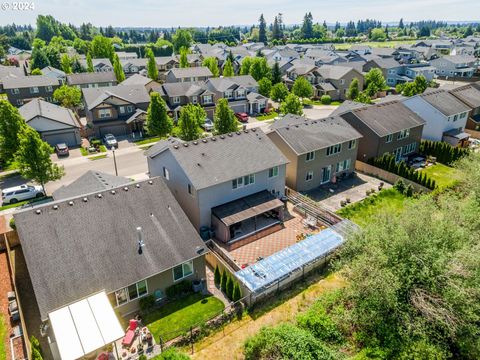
[214,265,221,286]
[226,276,234,300]
[9,217,15,229]
[151,348,191,359]
[220,269,228,293]
[405,184,414,197]
[320,95,332,105]
[297,306,343,343]
[419,140,469,165]
[139,295,155,311]
[232,283,242,302]
[394,179,406,193]
[30,336,43,360]
[90,139,102,146]
[139,355,147,360]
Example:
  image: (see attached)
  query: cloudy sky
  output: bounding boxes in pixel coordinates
[1,0,478,27]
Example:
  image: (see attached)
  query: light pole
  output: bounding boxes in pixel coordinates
[111,146,118,176]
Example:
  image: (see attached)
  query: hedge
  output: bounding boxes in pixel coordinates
[419,140,469,165]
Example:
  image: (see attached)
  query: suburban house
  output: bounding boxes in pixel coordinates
[115,51,138,60]
[78,58,113,72]
[120,58,147,77]
[121,73,160,92]
[146,129,288,244]
[403,89,472,146]
[363,58,405,87]
[312,65,364,100]
[3,75,60,106]
[165,67,213,83]
[66,72,118,89]
[18,99,82,146]
[414,40,453,56]
[13,176,207,358]
[340,101,425,162]
[82,84,150,137]
[0,64,25,92]
[430,55,477,78]
[40,66,66,83]
[266,114,362,191]
[449,82,480,130]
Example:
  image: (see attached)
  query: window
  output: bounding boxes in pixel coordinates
[348,139,356,149]
[163,167,170,180]
[173,261,193,282]
[173,96,180,104]
[305,151,315,162]
[127,105,134,113]
[119,106,126,114]
[98,109,112,118]
[30,87,39,94]
[11,88,19,94]
[397,128,410,140]
[114,280,148,307]
[305,171,313,181]
[386,134,393,143]
[326,144,342,156]
[453,114,458,122]
[115,288,128,306]
[402,142,417,155]
[46,85,53,92]
[340,79,345,85]
[192,96,198,104]
[268,166,279,178]
[225,90,233,99]
[232,174,255,189]
[16,99,24,106]
[203,95,213,103]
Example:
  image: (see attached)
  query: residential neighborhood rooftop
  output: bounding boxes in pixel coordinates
[3,75,59,89]
[66,71,117,85]
[82,84,150,110]
[420,89,472,116]
[18,98,79,128]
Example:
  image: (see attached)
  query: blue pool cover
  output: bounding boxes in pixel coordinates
[235,221,356,292]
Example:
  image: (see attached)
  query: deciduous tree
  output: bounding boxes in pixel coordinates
[270,83,289,102]
[173,29,192,53]
[60,54,72,74]
[178,104,204,141]
[223,58,234,77]
[292,76,313,99]
[53,85,82,109]
[145,92,173,137]
[258,77,272,97]
[0,100,27,163]
[202,57,219,77]
[346,78,360,100]
[249,57,270,81]
[86,52,94,72]
[280,93,303,115]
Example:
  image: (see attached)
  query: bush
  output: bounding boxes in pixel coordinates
[394,179,406,193]
[297,306,343,343]
[165,280,192,299]
[139,295,155,311]
[320,95,332,105]
[419,140,469,165]
[30,336,43,360]
[214,265,221,286]
[90,139,102,146]
[151,348,191,359]
[9,217,15,229]
[139,355,147,360]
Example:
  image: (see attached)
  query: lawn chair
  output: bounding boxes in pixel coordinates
[122,319,138,347]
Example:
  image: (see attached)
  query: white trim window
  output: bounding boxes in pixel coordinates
[203,95,213,104]
[236,89,246,98]
[163,167,170,180]
[192,96,198,104]
[402,142,417,155]
[173,261,193,282]
[305,170,314,181]
[268,166,279,178]
[224,90,233,99]
[348,139,356,149]
[232,174,255,189]
[127,105,134,113]
[397,128,410,140]
[386,134,393,143]
[336,158,351,173]
[119,106,126,114]
[46,85,53,92]
[173,96,181,104]
[114,279,148,307]
[11,88,20,94]
[305,151,315,162]
[30,86,39,94]
[98,109,112,119]
[326,144,342,156]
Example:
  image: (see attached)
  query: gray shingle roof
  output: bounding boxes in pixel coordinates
[78,58,113,69]
[121,74,155,87]
[82,85,150,110]
[330,100,368,116]
[314,65,358,80]
[146,130,289,190]
[161,81,208,97]
[18,99,79,128]
[449,84,480,109]
[66,72,116,86]
[420,89,472,116]
[52,171,130,200]
[341,101,426,137]
[272,115,362,154]
[167,67,213,79]
[0,65,25,81]
[3,75,59,89]
[14,177,206,320]
[366,57,402,69]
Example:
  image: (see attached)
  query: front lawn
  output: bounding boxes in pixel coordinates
[134,136,163,146]
[337,188,411,227]
[256,111,278,121]
[145,293,225,342]
[420,163,461,189]
[0,196,51,211]
[89,154,107,161]
[303,99,342,106]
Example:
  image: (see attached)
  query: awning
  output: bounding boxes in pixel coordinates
[212,190,284,226]
[49,291,124,360]
[443,128,470,140]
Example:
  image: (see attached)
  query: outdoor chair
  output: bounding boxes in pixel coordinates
[122,319,138,347]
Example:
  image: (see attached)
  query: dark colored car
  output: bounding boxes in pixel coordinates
[235,112,249,123]
[55,143,69,156]
[103,134,118,149]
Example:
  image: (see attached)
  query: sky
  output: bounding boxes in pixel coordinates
[1,0,479,28]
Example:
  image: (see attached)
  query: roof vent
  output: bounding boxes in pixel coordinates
[136,184,140,188]
[111,190,116,195]
[53,205,59,210]
[211,137,216,141]
[148,180,153,185]
[286,127,289,130]
[251,128,257,132]
[35,209,41,215]
[124,187,129,191]
[202,139,208,143]
[220,135,225,139]
[201,152,205,156]
[197,163,201,167]
[244,129,249,133]
[97,194,103,198]
[183,142,189,147]
[83,197,88,202]
[227,133,233,137]
[173,145,179,149]
[193,141,198,145]
[68,201,74,206]
[196,246,205,254]
[236,131,241,135]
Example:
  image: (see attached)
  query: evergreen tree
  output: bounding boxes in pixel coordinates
[214,266,221,286]
[223,58,234,77]
[179,47,189,68]
[202,57,220,77]
[86,52,94,72]
[301,12,314,39]
[272,16,281,40]
[226,275,234,300]
[399,18,405,29]
[178,104,203,141]
[31,47,50,70]
[258,14,267,44]
[220,269,228,292]
[0,100,27,163]
[145,92,173,137]
[346,78,360,100]
[214,98,237,135]
[232,282,242,302]
[271,61,282,84]
[146,48,158,80]
[15,127,64,194]
[112,53,125,82]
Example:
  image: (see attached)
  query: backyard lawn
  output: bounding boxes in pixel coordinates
[0,314,6,360]
[256,111,278,121]
[420,163,461,189]
[145,293,225,343]
[134,136,163,146]
[337,188,411,227]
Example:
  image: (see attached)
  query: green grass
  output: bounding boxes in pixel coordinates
[80,147,89,156]
[134,136,163,145]
[334,39,417,51]
[2,161,19,171]
[303,99,342,106]
[0,314,6,360]
[337,188,411,227]
[0,196,51,211]
[256,111,278,121]
[420,163,461,190]
[145,293,225,342]
[98,145,107,152]
[89,154,107,161]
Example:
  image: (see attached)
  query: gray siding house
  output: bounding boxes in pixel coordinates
[66,72,117,89]
[3,75,60,106]
[449,82,480,130]
[340,101,425,162]
[146,130,288,244]
[78,58,113,72]
[267,114,362,191]
[430,55,477,78]
[165,67,213,83]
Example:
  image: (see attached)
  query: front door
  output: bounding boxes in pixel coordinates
[321,166,331,184]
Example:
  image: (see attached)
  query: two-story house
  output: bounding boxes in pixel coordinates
[41,66,66,84]
[165,67,213,83]
[0,64,25,92]
[363,58,404,87]
[78,58,113,72]
[449,82,480,130]
[430,55,477,78]
[146,130,288,244]
[121,58,148,77]
[66,72,118,89]
[3,75,60,106]
[267,114,362,191]
[313,65,364,101]
[403,89,472,147]
[82,85,150,137]
[121,73,160,92]
[340,101,425,162]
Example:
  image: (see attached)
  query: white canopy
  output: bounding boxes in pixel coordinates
[49,291,124,360]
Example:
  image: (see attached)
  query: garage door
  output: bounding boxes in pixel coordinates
[230,103,247,113]
[42,131,78,147]
[98,125,127,137]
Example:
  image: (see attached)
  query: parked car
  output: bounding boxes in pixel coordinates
[235,112,249,123]
[55,143,69,156]
[103,134,118,149]
[1,185,44,205]
[201,118,214,131]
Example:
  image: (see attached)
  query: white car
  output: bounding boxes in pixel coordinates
[103,134,118,149]
[202,118,214,132]
[1,185,44,205]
